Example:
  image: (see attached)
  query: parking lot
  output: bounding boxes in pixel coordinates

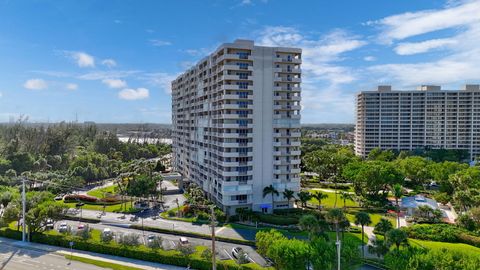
[57,220,267,266]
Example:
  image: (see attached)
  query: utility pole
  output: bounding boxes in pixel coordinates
[22,177,27,242]
[210,205,216,270]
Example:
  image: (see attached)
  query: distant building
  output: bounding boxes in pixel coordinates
[355,85,480,160]
[171,39,302,214]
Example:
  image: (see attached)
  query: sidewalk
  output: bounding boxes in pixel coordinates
[0,237,184,270]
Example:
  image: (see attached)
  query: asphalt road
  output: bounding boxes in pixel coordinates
[61,220,267,266]
[0,241,104,270]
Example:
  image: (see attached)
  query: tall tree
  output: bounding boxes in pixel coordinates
[263,185,279,212]
[354,212,372,258]
[386,229,408,250]
[326,208,345,270]
[392,184,403,228]
[311,192,328,210]
[297,191,312,208]
[282,189,295,208]
[339,191,353,210]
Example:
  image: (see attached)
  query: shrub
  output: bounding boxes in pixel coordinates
[76,226,91,240]
[201,247,212,261]
[168,210,176,217]
[176,244,195,257]
[256,213,298,225]
[148,235,163,250]
[100,232,114,243]
[404,223,480,247]
[197,211,209,221]
[118,233,140,247]
[64,194,98,203]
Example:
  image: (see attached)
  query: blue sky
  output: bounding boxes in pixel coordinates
[0,0,479,123]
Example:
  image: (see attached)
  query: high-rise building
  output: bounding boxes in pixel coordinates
[355,84,480,160]
[171,40,302,214]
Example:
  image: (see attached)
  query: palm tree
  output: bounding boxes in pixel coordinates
[386,228,408,250]
[263,185,279,212]
[339,191,353,210]
[298,214,319,241]
[282,189,295,208]
[374,218,393,243]
[311,192,328,210]
[392,184,403,228]
[297,191,312,208]
[354,212,372,258]
[326,208,345,270]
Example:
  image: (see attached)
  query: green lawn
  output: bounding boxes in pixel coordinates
[409,239,480,256]
[61,201,137,213]
[86,185,118,198]
[309,190,358,208]
[64,255,143,270]
[346,213,397,228]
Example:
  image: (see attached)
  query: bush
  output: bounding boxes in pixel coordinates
[256,213,298,225]
[197,211,209,221]
[168,210,176,217]
[118,233,140,247]
[176,244,195,257]
[64,194,98,203]
[201,247,212,261]
[404,223,480,247]
[100,232,114,243]
[148,235,163,250]
[0,228,264,270]
[76,226,91,240]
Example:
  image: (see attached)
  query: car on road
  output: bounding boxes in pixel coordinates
[232,247,249,261]
[54,195,64,201]
[45,219,54,229]
[77,224,85,230]
[58,222,68,233]
[103,228,112,235]
[179,237,189,245]
[147,234,156,243]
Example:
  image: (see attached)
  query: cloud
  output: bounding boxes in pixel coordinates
[394,38,458,55]
[372,0,480,42]
[102,78,127,89]
[66,83,78,90]
[24,78,48,90]
[101,59,117,68]
[77,70,141,80]
[63,51,95,68]
[367,0,480,87]
[0,91,2,98]
[118,88,149,100]
[257,26,366,84]
[150,39,172,46]
[363,56,376,62]
[142,72,178,94]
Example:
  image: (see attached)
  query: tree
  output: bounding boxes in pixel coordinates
[386,229,408,250]
[176,244,195,257]
[367,148,396,161]
[297,191,312,208]
[396,156,431,187]
[266,238,311,270]
[392,184,403,228]
[311,192,328,210]
[354,212,372,258]
[201,247,213,261]
[282,189,295,208]
[298,214,320,241]
[339,191,353,209]
[263,185,279,211]
[256,229,286,257]
[326,208,345,269]
[374,218,393,242]
[148,235,163,250]
[368,237,389,258]
[118,233,140,247]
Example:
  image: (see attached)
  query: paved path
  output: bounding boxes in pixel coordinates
[0,237,184,270]
[307,188,354,194]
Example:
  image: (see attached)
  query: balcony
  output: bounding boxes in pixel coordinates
[274,57,302,64]
[274,86,301,92]
[273,105,302,111]
[221,85,254,91]
[273,95,301,101]
[221,64,254,71]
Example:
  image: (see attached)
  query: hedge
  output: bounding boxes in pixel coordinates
[256,214,298,226]
[403,224,480,248]
[130,225,255,246]
[64,216,101,223]
[0,227,264,270]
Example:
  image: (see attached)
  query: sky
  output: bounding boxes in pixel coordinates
[0,0,479,124]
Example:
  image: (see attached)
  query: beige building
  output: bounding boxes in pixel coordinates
[171,39,302,214]
[355,85,480,160]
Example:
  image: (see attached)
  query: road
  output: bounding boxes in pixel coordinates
[61,220,267,266]
[0,241,104,270]
[74,208,258,241]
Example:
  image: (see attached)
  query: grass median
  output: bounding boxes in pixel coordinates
[64,255,144,270]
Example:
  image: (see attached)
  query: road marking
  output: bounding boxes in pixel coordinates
[223,248,234,260]
[215,227,226,234]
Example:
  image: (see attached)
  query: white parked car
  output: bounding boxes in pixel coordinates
[58,222,68,233]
